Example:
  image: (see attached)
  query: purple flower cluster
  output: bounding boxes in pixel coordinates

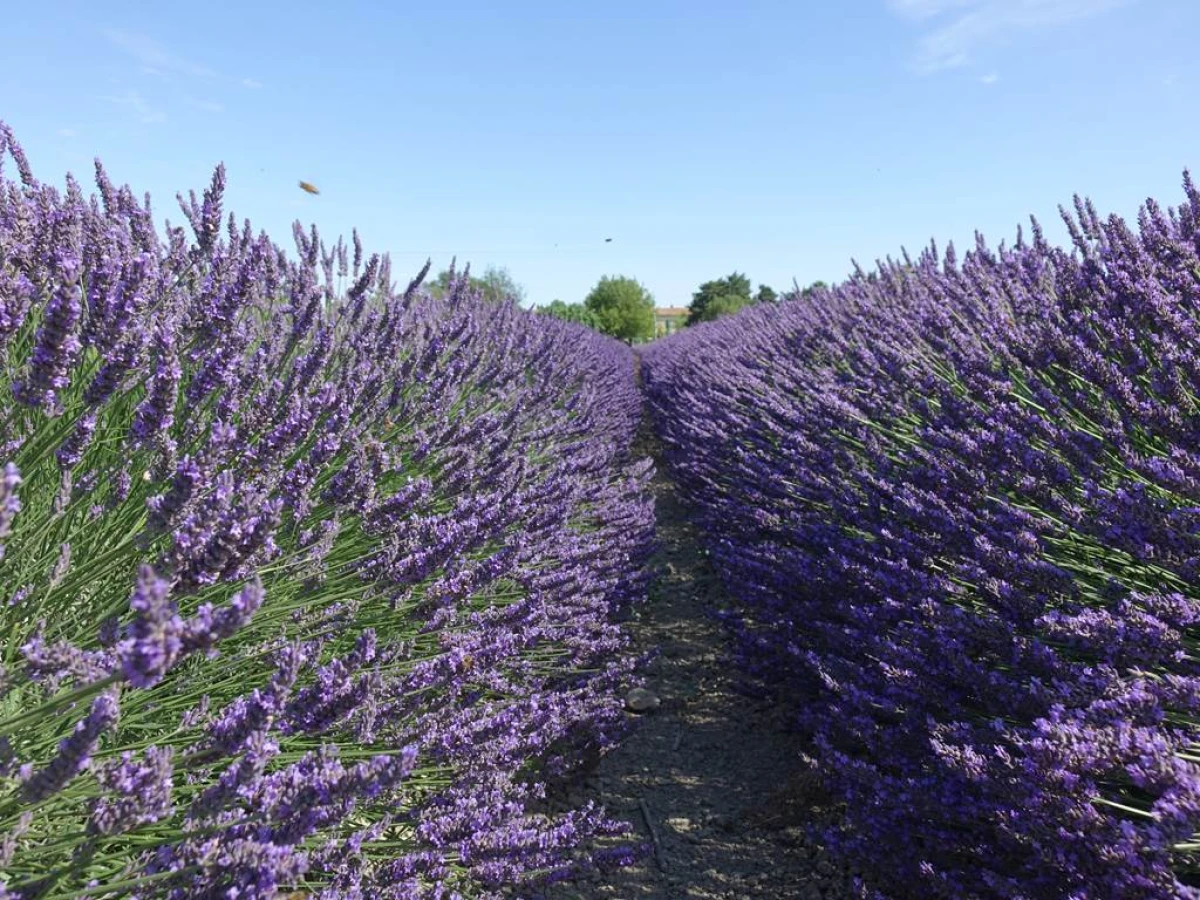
[89,745,175,835]
[643,178,1200,898]
[0,123,652,898]
[18,692,119,803]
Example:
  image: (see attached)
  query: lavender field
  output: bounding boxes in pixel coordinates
[6,115,1200,900]
[643,181,1200,898]
[0,123,655,898]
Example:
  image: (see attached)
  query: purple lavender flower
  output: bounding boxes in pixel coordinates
[89,745,174,835]
[147,455,204,532]
[20,692,119,802]
[13,265,83,413]
[0,119,659,897]
[56,410,98,469]
[130,323,181,447]
[0,268,37,346]
[641,173,1200,898]
[0,120,35,186]
[21,629,114,689]
[179,576,264,656]
[118,565,182,689]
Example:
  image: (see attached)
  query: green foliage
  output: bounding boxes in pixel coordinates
[537,300,601,329]
[687,272,751,326]
[584,276,656,343]
[799,280,828,299]
[701,294,754,321]
[686,272,774,325]
[430,265,526,304]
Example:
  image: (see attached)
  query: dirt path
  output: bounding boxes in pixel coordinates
[550,424,859,899]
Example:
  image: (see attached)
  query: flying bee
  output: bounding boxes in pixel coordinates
[298,180,320,195]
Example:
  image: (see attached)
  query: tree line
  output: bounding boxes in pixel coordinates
[429,264,828,343]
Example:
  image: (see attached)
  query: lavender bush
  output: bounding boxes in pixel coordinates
[643,180,1200,898]
[0,122,653,899]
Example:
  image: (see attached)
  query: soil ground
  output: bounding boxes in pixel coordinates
[548,422,860,900]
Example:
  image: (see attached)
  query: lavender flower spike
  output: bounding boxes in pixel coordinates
[20,692,119,803]
[89,745,175,835]
[179,576,265,656]
[14,269,83,413]
[118,565,182,689]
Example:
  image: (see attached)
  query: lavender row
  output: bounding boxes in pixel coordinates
[0,122,653,899]
[642,179,1200,898]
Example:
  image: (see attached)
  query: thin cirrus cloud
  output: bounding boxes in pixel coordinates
[98,90,167,124]
[102,27,264,95]
[885,0,1137,72]
[101,28,216,79]
[98,28,249,123]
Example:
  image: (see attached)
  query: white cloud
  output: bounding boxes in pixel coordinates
[99,90,167,124]
[57,128,78,138]
[242,78,265,89]
[980,71,999,83]
[886,0,1137,73]
[101,28,215,78]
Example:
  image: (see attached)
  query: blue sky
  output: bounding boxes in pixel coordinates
[2,0,1197,308]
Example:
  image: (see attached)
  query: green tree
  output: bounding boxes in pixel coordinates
[687,272,752,325]
[797,279,828,300]
[537,299,600,329]
[686,273,779,324]
[477,266,525,304]
[584,275,655,343]
[700,294,754,322]
[755,284,778,304]
[430,265,525,304]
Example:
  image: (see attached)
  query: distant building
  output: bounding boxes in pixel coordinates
[654,306,688,337]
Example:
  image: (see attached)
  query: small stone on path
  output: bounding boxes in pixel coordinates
[625,687,661,713]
